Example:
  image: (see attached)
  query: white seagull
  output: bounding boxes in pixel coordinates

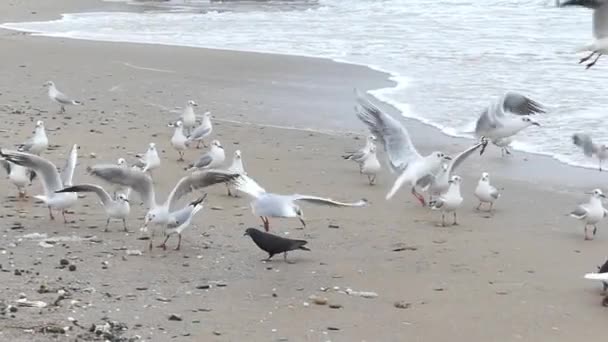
[474,172,501,212]
[430,175,464,227]
[422,137,488,201]
[360,144,381,185]
[86,165,238,250]
[18,120,48,155]
[135,142,161,173]
[0,159,36,199]
[0,145,79,222]
[355,93,452,206]
[160,194,207,251]
[226,150,245,197]
[187,111,213,148]
[43,81,82,113]
[181,100,198,135]
[572,133,608,171]
[569,188,608,240]
[56,184,130,232]
[186,139,225,171]
[170,121,189,161]
[475,92,544,153]
[342,135,377,173]
[232,174,368,231]
[560,0,608,68]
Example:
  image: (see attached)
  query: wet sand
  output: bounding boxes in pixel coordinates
[1,1,608,341]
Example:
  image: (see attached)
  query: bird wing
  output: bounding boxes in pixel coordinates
[356,92,421,173]
[475,107,503,136]
[166,170,237,210]
[60,145,78,187]
[446,139,487,175]
[231,174,267,199]
[87,164,155,208]
[192,154,213,169]
[291,194,368,207]
[53,90,76,105]
[17,137,34,152]
[560,0,604,9]
[490,186,500,199]
[500,92,545,116]
[430,197,445,209]
[594,2,608,38]
[55,184,112,205]
[0,158,11,175]
[0,149,62,194]
[584,272,608,281]
[570,205,588,218]
[572,133,598,157]
[188,126,211,140]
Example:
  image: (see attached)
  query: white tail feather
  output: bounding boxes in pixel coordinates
[584,273,608,281]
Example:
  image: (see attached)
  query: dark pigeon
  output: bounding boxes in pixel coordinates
[244,228,310,263]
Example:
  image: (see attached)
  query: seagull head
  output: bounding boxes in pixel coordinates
[234,150,242,158]
[43,81,54,88]
[212,140,223,149]
[175,120,183,128]
[448,175,462,185]
[588,189,606,199]
[369,145,377,154]
[117,193,129,203]
[148,142,156,150]
[480,172,490,182]
[522,116,540,127]
[187,100,198,107]
[35,120,44,128]
[368,135,377,142]
[432,151,452,161]
[117,158,127,167]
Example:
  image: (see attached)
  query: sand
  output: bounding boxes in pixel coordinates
[1,1,608,341]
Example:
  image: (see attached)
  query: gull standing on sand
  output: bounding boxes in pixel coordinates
[360,145,381,185]
[355,92,452,206]
[187,140,225,171]
[159,194,207,251]
[475,92,544,154]
[187,111,213,148]
[0,145,79,222]
[0,159,36,199]
[56,184,130,232]
[569,188,608,240]
[170,121,189,161]
[430,175,464,227]
[572,133,608,171]
[86,165,238,250]
[43,81,82,113]
[226,150,245,197]
[18,120,48,155]
[474,172,501,212]
[342,135,377,173]
[180,100,198,135]
[422,137,488,201]
[232,174,368,231]
[135,143,161,173]
[560,0,608,69]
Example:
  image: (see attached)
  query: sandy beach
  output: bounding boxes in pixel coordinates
[1,1,608,341]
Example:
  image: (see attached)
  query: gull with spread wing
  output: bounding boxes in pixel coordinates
[43,81,82,113]
[475,92,544,154]
[232,174,368,231]
[572,133,608,171]
[0,145,79,222]
[560,0,608,68]
[86,165,238,249]
[355,92,452,206]
[56,184,130,232]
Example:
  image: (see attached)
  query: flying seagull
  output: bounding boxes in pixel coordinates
[560,0,608,69]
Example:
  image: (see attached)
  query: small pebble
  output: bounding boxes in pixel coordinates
[168,314,182,321]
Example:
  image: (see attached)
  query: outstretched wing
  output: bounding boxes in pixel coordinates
[291,194,368,207]
[56,184,112,205]
[87,164,155,208]
[0,158,11,175]
[60,145,78,187]
[500,92,545,116]
[356,92,421,172]
[446,139,487,175]
[166,170,238,210]
[0,149,62,194]
[231,174,267,199]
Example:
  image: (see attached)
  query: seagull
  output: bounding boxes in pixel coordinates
[560,0,608,69]
[186,139,225,171]
[135,143,161,173]
[475,92,544,154]
[422,137,488,201]
[226,150,245,197]
[232,174,368,231]
[0,158,36,199]
[244,227,310,263]
[584,258,608,293]
[187,111,213,148]
[474,172,501,212]
[86,165,238,249]
[159,194,207,251]
[572,133,608,171]
[355,92,452,206]
[43,81,82,113]
[569,188,608,240]
[430,175,464,226]
[56,184,130,232]
[342,135,377,173]
[180,100,198,135]
[492,136,514,157]
[0,145,79,222]
[17,120,48,155]
[360,144,381,185]
[170,121,189,161]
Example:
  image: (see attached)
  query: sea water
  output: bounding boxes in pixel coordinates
[2,0,607,169]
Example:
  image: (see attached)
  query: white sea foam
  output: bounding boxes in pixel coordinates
[2,0,608,170]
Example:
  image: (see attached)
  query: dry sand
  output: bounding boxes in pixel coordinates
[1,1,608,341]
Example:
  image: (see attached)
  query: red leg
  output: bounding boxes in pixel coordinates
[48,207,55,220]
[411,188,426,207]
[262,217,270,232]
[158,235,170,250]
